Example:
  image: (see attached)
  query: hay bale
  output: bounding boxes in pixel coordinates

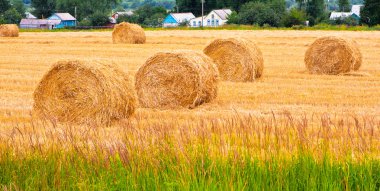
[112,22,146,44]
[33,60,136,125]
[304,36,362,75]
[349,40,362,70]
[203,38,264,82]
[135,51,219,109]
[0,24,19,37]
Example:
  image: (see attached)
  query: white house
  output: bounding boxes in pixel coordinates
[190,16,206,27]
[163,13,195,27]
[190,9,232,27]
[330,5,363,20]
[25,12,37,19]
[351,5,363,16]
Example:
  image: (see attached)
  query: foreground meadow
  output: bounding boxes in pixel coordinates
[0,30,379,190]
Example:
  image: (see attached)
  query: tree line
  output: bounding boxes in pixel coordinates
[0,0,25,24]
[0,0,379,27]
[176,0,379,27]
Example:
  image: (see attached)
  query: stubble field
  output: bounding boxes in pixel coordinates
[0,30,379,190]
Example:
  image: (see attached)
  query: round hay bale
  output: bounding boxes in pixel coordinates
[349,40,362,70]
[0,24,19,37]
[135,51,219,109]
[203,38,264,82]
[304,36,362,75]
[112,22,146,44]
[33,60,137,125]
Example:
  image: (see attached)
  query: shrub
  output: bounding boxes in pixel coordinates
[226,11,239,24]
[237,1,283,27]
[329,17,360,26]
[78,19,92,26]
[283,8,307,27]
[89,12,109,26]
[2,8,22,24]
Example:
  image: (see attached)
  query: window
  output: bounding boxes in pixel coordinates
[198,21,201,26]
[211,14,214,19]
[211,20,215,26]
[193,21,196,26]
[216,20,219,26]
[207,19,210,26]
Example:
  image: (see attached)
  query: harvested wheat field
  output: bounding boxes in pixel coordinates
[0,30,379,189]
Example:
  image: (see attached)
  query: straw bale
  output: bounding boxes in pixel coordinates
[304,36,362,75]
[33,60,136,125]
[203,38,264,82]
[112,22,146,44]
[135,51,219,109]
[0,24,19,37]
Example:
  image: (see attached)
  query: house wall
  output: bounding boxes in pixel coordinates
[20,24,49,29]
[191,11,228,27]
[204,11,226,27]
[48,15,76,28]
[190,18,205,27]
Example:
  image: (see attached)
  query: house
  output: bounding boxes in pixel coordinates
[110,11,134,25]
[48,13,76,28]
[163,13,195,27]
[351,5,363,17]
[25,12,37,19]
[190,9,232,27]
[190,16,206,28]
[329,5,363,21]
[20,19,61,29]
[112,11,134,20]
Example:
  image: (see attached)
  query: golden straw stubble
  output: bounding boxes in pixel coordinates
[112,22,146,44]
[203,38,264,82]
[0,24,19,37]
[135,50,219,109]
[33,60,136,126]
[304,36,362,75]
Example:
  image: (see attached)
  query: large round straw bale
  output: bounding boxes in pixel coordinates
[203,38,264,82]
[112,22,146,44]
[135,51,219,109]
[33,60,136,125]
[0,24,19,37]
[304,36,362,75]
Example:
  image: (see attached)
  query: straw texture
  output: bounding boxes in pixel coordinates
[33,60,136,126]
[304,36,362,75]
[203,38,264,82]
[0,24,19,37]
[135,51,219,109]
[112,22,146,44]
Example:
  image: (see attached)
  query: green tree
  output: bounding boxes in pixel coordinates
[89,11,109,26]
[0,0,10,12]
[56,0,120,21]
[133,4,166,25]
[237,1,285,27]
[31,0,56,18]
[361,0,380,26]
[306,0,326,25]
[117,14,139,24]
[338,0,350,11]
[11,0,26,17]
[226,11,239,24]
[3,7,22,23]
[282,7,307,27]
[143,12,166,27]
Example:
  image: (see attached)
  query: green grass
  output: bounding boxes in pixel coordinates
[1,150,379,190]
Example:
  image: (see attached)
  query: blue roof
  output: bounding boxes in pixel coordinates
[163,14,177,24]
[48,13,76,21]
